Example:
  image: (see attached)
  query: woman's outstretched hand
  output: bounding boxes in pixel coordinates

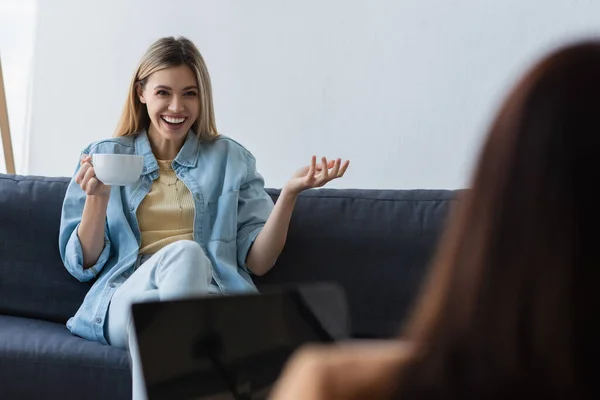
[245,156,349,276]
[284,156,350,195]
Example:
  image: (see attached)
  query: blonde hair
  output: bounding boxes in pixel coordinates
[114,36,219,141]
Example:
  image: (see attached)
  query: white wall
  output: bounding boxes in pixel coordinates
[0,0,36,173]
[26,0,600,189]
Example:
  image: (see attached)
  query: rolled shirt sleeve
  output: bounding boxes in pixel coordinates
[58,152,111,282]
[236,154,274,272]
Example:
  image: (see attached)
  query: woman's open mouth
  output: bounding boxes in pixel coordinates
[161,115,187,129]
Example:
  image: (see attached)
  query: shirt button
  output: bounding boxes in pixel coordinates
[129,205,134,211]
[109,283,116,288]
[142,167,147,173]
[95,317,102,324]
[195,193,201,201]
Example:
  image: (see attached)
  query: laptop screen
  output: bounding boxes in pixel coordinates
[131,282,349,400]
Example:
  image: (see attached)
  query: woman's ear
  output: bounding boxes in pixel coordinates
[136,84,146,104]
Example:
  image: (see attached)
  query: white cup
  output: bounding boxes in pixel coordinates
[92,154,144,186]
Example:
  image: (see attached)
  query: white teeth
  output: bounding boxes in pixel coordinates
[162,116,185,124]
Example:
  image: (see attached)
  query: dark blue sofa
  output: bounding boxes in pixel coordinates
[0,173,457,399]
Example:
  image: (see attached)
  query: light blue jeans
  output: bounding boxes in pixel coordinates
[104,240,220,400]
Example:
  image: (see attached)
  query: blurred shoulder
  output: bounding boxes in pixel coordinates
[271,340,412,400]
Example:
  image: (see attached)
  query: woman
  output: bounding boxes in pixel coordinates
[270,40,600,399]
[59,36,349,400]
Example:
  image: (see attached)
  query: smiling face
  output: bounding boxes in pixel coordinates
[137,64,200,158]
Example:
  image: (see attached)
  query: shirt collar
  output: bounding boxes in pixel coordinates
[134,129,200,174]
[174,130,201,168]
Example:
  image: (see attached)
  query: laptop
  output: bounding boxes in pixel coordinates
[131,282,350,400]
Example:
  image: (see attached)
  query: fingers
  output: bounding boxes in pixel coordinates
[301,156,317,187]
[303,156,349,189]
[317,157,349,186]
[75,154,110,197]
[308,155,316,178]
[326,159,349,182]
[75,161,91,185]
[80,154,92,165]
[76,155,102,195]
[82,164,98,192]
[329,158,341,178]
[320,157,329,183]
[337,160,350,178]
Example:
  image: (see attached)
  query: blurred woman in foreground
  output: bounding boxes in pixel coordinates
[270,40,600,400]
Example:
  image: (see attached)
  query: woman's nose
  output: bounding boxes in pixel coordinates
[168,96,184,112]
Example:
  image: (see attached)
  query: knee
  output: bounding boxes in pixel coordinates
[164,240,210,265]
[170,240,204,254]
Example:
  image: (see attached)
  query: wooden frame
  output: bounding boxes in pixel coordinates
[0,55,16,174]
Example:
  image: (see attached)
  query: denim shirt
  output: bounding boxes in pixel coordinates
[59,131,274,344]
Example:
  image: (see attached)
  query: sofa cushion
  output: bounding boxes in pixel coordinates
[257,189,458,338]
[0,174,91,323]
[0,314,130,399]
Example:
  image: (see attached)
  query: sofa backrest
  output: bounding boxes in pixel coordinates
[0,174,91,323]
[0,173,458,338]
[257,188,457,338]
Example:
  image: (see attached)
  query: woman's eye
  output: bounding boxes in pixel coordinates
[185,91,198,97]
[156,90,169,96]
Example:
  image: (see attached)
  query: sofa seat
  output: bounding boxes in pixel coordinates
[0,314,131,399]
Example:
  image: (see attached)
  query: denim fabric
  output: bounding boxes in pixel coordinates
[58,131,274,344]
[105,241,218,348]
